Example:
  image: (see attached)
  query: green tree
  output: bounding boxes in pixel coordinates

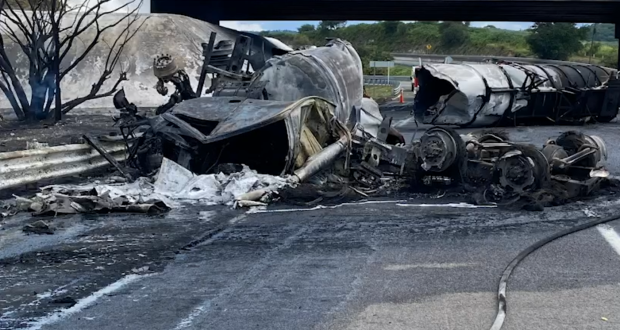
[298,24,315,33]
[439,22,470,49]
[318,21,347,31]
[587,42,602,57]
[580,23,617,42]
[381,21,400,35]
[292,33,312,47]
[526,22,585,60]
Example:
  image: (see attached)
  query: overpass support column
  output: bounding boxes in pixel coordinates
[150,0,220,25]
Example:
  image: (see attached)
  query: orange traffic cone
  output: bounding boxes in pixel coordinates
[399,88,404,103]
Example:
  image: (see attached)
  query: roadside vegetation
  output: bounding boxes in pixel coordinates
[261,21,619,74]
[364,85,394,102]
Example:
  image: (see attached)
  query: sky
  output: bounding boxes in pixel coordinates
[66,0,150,12]
[71,1,534,32]
[219,21,534,32]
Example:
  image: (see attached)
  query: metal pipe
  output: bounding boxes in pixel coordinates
[293,135,349,183]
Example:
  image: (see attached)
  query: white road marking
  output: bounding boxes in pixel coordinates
[597,225,620,256]
[228,214,247,224]
[174,302,211,330]
[246,200,407,214]
[247,201,495,214]
[199,211,215,222]
[396,202,496,209]
[384,263,478,271]
[25,274,152,330]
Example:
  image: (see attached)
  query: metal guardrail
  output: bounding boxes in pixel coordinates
[364,78,402,96]
[0,139,128,192]
[391,53,611,68]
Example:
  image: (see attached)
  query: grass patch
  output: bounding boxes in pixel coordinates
[364,85,395,102]
[367,65,412,76]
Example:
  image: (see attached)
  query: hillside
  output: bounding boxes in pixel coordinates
[261,22,619,74]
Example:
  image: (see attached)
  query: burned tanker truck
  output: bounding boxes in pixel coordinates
[109,30,614,210]
[115,32,399,183]
[413,62,620,127]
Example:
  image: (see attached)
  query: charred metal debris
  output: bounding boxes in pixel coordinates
[105,32,615,210]
[413,62,620,127]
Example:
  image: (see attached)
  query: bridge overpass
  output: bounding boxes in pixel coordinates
[151,0,620,25]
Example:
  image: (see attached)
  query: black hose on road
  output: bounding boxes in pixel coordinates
[490,213,620,330]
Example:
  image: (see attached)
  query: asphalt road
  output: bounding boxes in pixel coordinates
[3,94,620,329]
[3,194,620,330]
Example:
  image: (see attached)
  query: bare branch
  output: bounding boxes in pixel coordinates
[0,52,30,117]
[1,0,147,120]
[42,70,55,114]
[58,0,120,60]
[104,11,146,70]
[0,69,25,119]
[60,2,142,78]
[53,0,147,114]
[0,7,35,47]
[61,71,127,114]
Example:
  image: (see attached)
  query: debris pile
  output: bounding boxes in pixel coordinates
[26,157,295,214]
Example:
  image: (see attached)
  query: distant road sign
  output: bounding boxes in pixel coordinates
[370,61,395,68]
[426,44,432,50]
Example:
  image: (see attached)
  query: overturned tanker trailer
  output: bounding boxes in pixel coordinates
[413,62,620,127]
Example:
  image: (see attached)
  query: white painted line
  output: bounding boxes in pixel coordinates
[228,214,247,224]
[396,202,496,209]
[173,301,212,330]
[384,262,478,271]
[247,201,495,214]
[25,274,152,330]
[597,225,620,256]
[246,200,407,214]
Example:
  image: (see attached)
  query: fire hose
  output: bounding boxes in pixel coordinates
[489,213,620,330]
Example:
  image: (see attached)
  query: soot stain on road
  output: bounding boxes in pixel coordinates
[0,206,240,329]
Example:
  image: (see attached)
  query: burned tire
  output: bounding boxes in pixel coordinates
[417,126,467,183]
[493,144,550,193]
[555,131,597,167]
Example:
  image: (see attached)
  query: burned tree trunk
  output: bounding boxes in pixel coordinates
[0,0,147,121]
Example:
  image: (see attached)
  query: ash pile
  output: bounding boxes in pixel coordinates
[51,31,617,213]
